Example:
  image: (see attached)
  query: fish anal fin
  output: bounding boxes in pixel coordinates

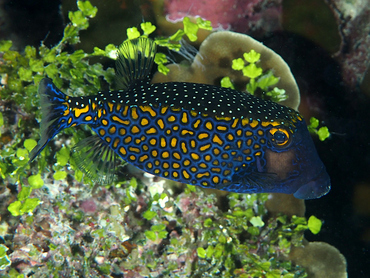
[116,37,157,90]
[71,135,118,184]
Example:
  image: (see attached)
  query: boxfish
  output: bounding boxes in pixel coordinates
[29,37,330,199]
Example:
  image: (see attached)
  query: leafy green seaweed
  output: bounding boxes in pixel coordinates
[307,117,330,141]
[221,49,288,102]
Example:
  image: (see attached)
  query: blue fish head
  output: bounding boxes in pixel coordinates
[263,120,331,199]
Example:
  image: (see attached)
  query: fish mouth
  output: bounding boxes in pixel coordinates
[293,167,331,199]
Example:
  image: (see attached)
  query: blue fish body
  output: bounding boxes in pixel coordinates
[29,37,330,199]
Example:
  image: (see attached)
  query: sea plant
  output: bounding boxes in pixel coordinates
[221,49,288,103]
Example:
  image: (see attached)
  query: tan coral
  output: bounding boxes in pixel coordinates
[152,31,300,110]
[265,193,305,217]
[289,242,347,278]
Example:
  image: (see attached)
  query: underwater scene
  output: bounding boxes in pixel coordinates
[0,0,369,277]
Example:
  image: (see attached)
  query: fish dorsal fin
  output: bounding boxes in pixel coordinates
[71,135,118,184]
[115,37,157,90]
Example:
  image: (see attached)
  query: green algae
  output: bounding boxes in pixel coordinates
[221,49,288,103]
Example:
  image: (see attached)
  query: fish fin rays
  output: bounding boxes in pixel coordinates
[71,135,118,184]
[236,171,278,190]
[115,37,157,90]
[216,167,278,193]
[29,78,69,162]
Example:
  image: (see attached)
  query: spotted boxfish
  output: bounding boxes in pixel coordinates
[29,37,330,199]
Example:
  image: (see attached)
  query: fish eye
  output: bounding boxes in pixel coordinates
[268,126,291,148]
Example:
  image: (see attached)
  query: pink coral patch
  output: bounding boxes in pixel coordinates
[164,0,282,33]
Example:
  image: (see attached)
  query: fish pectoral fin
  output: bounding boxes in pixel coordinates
[239,171,278,189]
[216,167,278,193]
[71,135,118,184]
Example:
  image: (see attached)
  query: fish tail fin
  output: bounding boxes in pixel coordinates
[29,78,70,162]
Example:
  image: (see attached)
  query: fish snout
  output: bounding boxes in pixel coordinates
[293,167,331,199]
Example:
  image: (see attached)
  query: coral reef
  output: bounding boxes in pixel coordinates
[326,0,370,89]
[153,0,370,102]
[155,0,283,37]
[0,1,347,277]
[0,163,316,276]
[289,242,347,278]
